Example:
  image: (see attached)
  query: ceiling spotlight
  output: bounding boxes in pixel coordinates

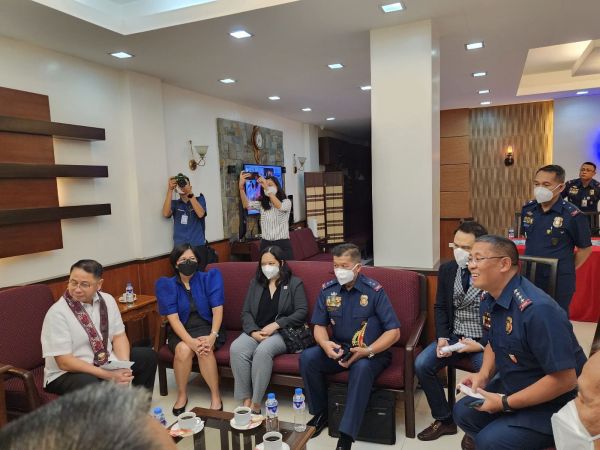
[380,2,405,13]
[328,63,344,70]
[576,90,589,95]
[326,117,336,121]
[480,101,491,106]
[472,71,487,77]
[268,96,281,101]
[301,107,312,112]
[465,42,484,51]
[110,51,133,59]
[229,30,252,39]
[360,85,372,91]
[219,78,236,84]
[478,89,490,94]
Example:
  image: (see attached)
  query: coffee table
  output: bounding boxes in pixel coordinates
[171,407,315,450]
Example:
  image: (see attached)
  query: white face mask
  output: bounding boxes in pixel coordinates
[551,400,600,450]
[264,186,277,195]
[534,184,561,203]
[334,264,358,286]
[453,247,470,269]
[261,264,280,280]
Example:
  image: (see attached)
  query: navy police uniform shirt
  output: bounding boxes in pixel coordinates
[311,273,401,345]
[171,195,207,246]
[521,198,592,296]
[480,274,586,432]
[561,178,600,213]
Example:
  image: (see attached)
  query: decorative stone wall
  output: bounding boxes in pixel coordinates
[217,118,284,239]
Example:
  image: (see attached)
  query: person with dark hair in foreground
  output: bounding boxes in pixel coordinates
[300,243,401,450]
[229,245,308,413]
[155,244,226,416]
[42,260,157,396]
[453,235,587,450]
[521,164,592,313]
[0,383,176,450]
[416,221,488,441]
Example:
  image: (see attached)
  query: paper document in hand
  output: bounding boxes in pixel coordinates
[103,360,134,370]
[458,383,485,399]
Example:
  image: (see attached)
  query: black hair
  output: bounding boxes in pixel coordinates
[331,243,361,263]
[168,243,205,273]
[455,221,488,238]
[582,162,597,171]
[536,164,565,183]
[259,176,287,211]
[255,245,292,288]
[70,259,103,279]
[475,235,519,266]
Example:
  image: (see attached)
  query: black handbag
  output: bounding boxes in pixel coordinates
[278,323,315,354]
[327,383,396,445]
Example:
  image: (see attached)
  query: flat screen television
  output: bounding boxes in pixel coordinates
[243,163,285,215]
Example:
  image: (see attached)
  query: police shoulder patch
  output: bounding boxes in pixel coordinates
[513,288,533,312]
[522,200,536,209]
[362,276,382,291]
[321,279,337,290]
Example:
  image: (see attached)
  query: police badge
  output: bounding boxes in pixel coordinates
[552,216,563,228]
[360,295,368,307]
[505,317,513,334]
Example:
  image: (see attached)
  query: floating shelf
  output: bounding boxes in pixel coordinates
[0,163,108,178]
[0,204,111,226]
[0,115,105,141]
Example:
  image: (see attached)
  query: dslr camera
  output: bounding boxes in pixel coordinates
[171,173,189,188]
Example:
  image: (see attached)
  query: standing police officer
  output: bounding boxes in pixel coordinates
[453,235,587,450]
[561,162,600,213]
[300,243,400,450]
[521,165,592,313]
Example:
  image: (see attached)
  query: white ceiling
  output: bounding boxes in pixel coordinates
[1,0,600,140]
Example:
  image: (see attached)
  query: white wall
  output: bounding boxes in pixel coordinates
[554,94,600,179]
[0,35,317,287]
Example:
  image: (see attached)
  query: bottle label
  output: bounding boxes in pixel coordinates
[293,401,304,410]
[267,405,278,415]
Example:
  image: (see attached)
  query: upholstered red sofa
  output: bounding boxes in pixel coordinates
[248,228,333,262]
[157,261,427,438]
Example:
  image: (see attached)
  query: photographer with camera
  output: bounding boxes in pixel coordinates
[162,174,208,268]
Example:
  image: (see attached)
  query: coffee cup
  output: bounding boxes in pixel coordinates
[178,412,198,431]
[233,406,251,427]
[122,293,137,303]
[262,431,283,450]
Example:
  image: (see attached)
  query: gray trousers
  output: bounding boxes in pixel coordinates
[229,332,287,405]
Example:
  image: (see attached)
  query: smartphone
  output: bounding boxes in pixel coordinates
[466,398,485,408]
[247,171,259,180]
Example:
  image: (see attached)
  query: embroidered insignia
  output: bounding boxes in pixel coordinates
[509,354,518,364]
[482,312,492,330]
[513,288,532,312]
[546,229,552,235]
[505,317,513,334]
[553,216,563,228]
[571,209,580,216]
[322,279,337,290]
[569,186,579,195]
[590,189,595,196]
[551,238,559,246]
[330,318,336,325]
[360,295,368,307]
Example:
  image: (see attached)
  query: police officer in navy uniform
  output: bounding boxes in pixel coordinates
[561,162,600,213]
[520,164,592,314]
[453,235,587,450]
[300,243,400,450]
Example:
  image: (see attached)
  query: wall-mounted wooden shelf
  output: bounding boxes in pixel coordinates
[0,163,108,178]
[0,115,105,141]
[0,204,111,226]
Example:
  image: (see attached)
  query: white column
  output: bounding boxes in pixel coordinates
[370,20,440,268]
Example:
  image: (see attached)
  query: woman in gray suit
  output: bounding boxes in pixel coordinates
[229,246,308,413]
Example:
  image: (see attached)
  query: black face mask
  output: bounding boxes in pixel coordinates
[177,259,198,276]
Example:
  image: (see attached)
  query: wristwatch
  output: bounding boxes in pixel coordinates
[211,331,219,338]
[187,193,194,199]
[501,394,514,412]
[367,346,375,359]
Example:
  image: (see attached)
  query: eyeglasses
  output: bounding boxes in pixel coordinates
[68,279,94,289]
[467,255,509,266]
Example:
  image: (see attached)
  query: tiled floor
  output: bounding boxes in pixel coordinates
[154,321,596,449]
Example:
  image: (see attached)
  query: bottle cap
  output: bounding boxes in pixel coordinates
[295,388,303,395]
[153,407,162,413]
[267,393,275,399]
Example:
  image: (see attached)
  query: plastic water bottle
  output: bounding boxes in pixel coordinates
[508,228,515,239]
[125,282,134,303]
[265,392,279,432]
[152,407,167,427]
[293,388,306,432]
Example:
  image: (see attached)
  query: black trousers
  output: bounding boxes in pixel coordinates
[44,347,157,395]
[260,238,294,260]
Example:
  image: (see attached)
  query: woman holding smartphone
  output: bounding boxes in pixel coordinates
[239,172,294,260]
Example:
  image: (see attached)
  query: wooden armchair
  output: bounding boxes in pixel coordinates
[0,363,12,428]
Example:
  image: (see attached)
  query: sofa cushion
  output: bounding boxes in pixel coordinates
[214,330,242,366]
[4,366,59,412]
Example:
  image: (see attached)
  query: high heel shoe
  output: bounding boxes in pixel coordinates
[172,398,188,416]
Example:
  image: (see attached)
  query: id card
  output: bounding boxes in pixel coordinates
[181,214,188,225]
[582,198,588,207]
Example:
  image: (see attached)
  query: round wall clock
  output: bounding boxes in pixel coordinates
[252,126,264,151]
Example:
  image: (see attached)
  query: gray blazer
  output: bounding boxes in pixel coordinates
[241,275,308,335]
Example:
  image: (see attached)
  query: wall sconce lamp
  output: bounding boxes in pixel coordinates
[293,153,307,173]
[504,145,514,166]
[188,140,208,171]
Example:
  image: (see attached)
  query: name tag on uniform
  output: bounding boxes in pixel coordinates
[582,198,588,207]
[181,214,188,225]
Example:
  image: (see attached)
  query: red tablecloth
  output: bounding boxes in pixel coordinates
[516,241,600,322]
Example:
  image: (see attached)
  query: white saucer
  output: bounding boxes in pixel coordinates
[170,418,204,437]
[256,442,290,450]
[230,415,263,431]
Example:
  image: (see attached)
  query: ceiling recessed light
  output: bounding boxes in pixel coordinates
[301,107,312,112]
[110,51,133,59]
[219,78,236,84]
[465,41,484,51]
[380,2,405,13]
[472,71,487,77]
[268,96,280,101]
[576,90,589,95]
[360,85,372,91]
[478,89,490,94]
[328,63,344,70]
[326,117,336,121]
[229,30,253,39]
[480,101,491,106]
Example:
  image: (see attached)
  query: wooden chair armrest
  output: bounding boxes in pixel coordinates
[405,311,427,354]
[0,363,13,375]
[155,316,169,350]
[6,366,41,410]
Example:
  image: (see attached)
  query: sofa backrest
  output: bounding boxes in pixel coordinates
[0,284,55,370]
[289,231,306,261]
[293,228,320,259]
[209,261,424,347]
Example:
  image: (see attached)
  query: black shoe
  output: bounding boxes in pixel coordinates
[306,412,328,438]
[336,432,353,450]
[172,398,188,416]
